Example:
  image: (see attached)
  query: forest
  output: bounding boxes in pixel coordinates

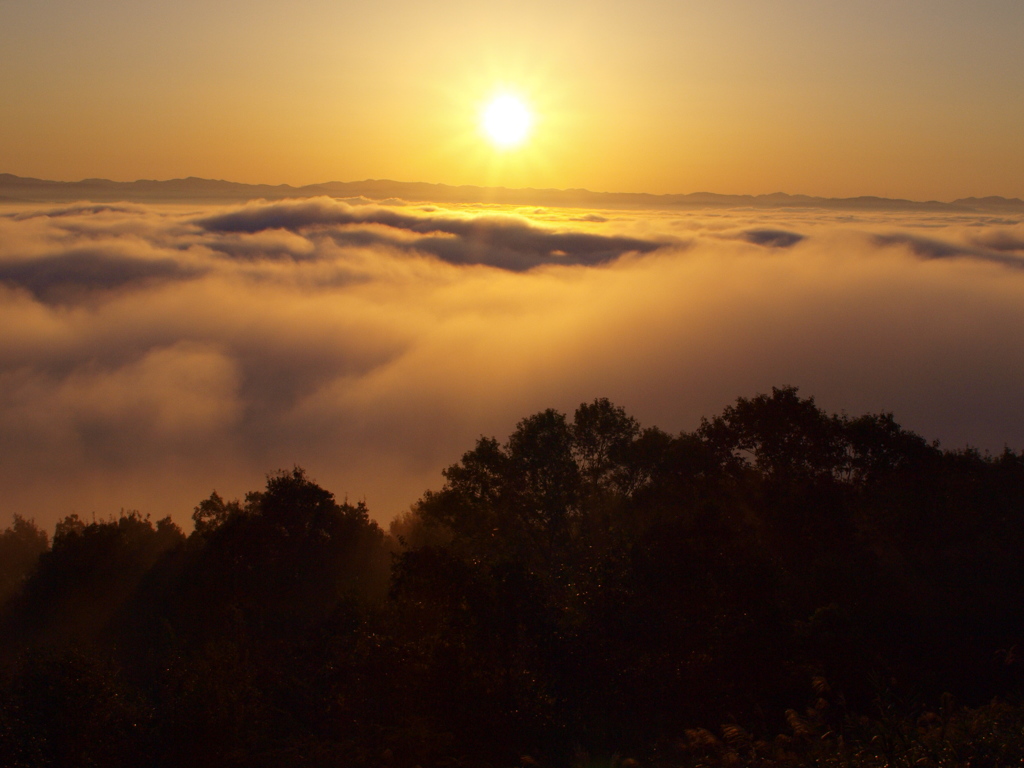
[2,387,1024,768]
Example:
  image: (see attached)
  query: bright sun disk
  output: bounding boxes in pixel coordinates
[482,94,531,148]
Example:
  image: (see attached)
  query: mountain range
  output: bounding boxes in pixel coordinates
[2,173,1023,212]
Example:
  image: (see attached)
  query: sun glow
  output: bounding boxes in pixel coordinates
[482,94,532,148]
[435,69,562,186]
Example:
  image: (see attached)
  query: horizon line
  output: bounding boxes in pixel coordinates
[1,172,1022,210]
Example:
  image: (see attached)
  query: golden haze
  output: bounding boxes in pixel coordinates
[1,0,1023,199]
[0,197,1023,530]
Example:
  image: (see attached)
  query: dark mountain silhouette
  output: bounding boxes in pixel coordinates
[952,195,1024,211]
[3,172,1022,211]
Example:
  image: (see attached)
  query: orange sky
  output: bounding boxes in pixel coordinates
[2,0,1023,199]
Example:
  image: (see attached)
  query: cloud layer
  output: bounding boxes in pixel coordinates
[197,198,668,270]
[2,197,1023,530]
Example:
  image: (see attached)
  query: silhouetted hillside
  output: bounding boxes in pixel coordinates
[2,389,1024,767]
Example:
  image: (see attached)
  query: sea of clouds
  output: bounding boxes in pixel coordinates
[2,196,1023,530]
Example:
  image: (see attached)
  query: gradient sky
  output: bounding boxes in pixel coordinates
[2,0,1023,199]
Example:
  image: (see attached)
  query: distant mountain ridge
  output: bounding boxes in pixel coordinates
[2,172,1023,212]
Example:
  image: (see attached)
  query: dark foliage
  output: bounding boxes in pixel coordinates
[3,391,1024,766]
[0,516,48,609]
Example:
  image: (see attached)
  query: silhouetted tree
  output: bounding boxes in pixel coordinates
[1,512,184,647]
[190,490,242,538]
[699,386,848,481]
[0,516,48,609]
[2,392,1023,767]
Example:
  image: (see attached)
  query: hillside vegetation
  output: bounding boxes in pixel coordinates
[2,387,1024,767]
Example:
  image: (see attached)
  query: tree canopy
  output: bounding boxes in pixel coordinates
[2,390,1024,767]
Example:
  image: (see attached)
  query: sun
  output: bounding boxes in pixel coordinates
[481,94,532,148]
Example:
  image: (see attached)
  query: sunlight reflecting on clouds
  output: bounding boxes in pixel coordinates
[1,198,1023,529]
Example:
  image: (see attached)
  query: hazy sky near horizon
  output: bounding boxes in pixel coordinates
[2,198,1024,532]
[2,0,1024,199]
